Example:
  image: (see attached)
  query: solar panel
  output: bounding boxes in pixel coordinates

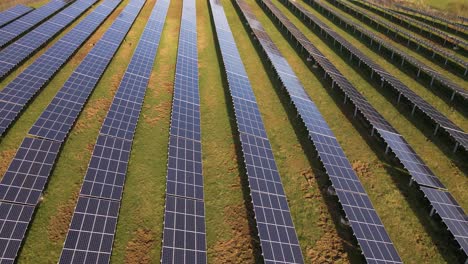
[0,5,33,28]
[0,137,60,206]
[0,202,35,263]
[59,0,170,263]
[28,0,142,142]
[0,0,73,49]
[0,0,121,138]
[59,196,120,264]
[285,0,468,153]
[161,0,206,262]
[209,0,304,263]
[161,196,206,264]
[327,0,468,77]
[260,0,466,260]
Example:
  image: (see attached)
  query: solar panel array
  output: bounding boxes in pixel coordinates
[59,0,169,263]
[258,1,408,263]
[0,0,73,48]
[0,4,33,28]
[0,0,99,81]
[283,0,468,154]
[305,1,467,106]
[394,3,468,35]
[209,1,305,263]
[0,0,121,137]
[352,0,468,54]
[262,0,468,258]
[0,0,143,262]
[327,0,468,77]
[238,1,404,263]
[160,0,206,263]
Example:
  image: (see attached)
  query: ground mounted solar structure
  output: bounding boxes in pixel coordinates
[0,0,100,81]
[393,3,468,39]
[259,0,468,259]
[0,0,143,262]
[59,0,169,263]
[0,0,121,137]
[0,5,33,28]
[350,0,468,56]
[161,0,206,263]
[249,0,405,262]
[305,0,468,108]
[0,0,74,49]
[209,0,305,263]
[280,0,468,154]
[326,0,468,78]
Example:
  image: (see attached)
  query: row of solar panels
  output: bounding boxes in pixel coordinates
[394,3,468,34]
[0,0,126,138]
[161,0,207,263]
[239,0,403,263]
[0,4,33,28]
[329,0,468,77]
[307,0,468,108]
[319,0,468,154]
[60,0,169,262]
[0,0,149,262]
[0,0,74,49]
[261,0,467,260]
[352,0,468,54]
[209,0,306,263]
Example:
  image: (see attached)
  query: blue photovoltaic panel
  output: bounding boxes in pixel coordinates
[0,1,143,263]
[420,187,468,257]
[59,196,120,264]
[60,0,169,263]
[306,0,468,104]
[28,0,144,142]
[0,0,73,48]
[255,0,404,262]
[0,137,60,205]
[327,0,468,77]
[162,0,206,262]
[0,202,35,263]
[0,5,33,28]
[0,0,121,138]
[209,0,304,263]
[0,0,100,80]
[161,196,206,264]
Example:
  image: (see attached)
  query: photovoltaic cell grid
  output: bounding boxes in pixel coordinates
[161,0,206,263]
[0,0,73,48]
[243,1,402,263]
[209,0,304,263]
[0,0,121,137]
[329,0,468,75]
[283,0,468,153]
[307,0,467,103]
[60,1,170,263]
[0,1,144,263]
[261,0,468,258]
[0,0,99,80]
[28,0,144,143]
[0,5,33,28]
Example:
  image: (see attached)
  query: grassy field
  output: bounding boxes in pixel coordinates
[0,0,467,263]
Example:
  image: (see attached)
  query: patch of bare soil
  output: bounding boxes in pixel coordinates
[352,160,372,179]
[74,98,112,133]
[125,228,155,264]
[212,204,256,264]
[47,191,79,242]
[0,149,16,178]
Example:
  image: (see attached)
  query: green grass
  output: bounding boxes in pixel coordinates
[0,0,466,263]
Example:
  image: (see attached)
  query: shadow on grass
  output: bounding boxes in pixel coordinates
[207,4,263,263]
